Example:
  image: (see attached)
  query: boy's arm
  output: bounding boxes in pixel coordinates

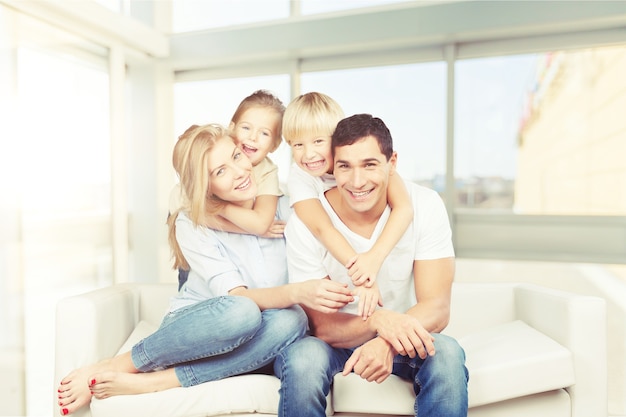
[294,198,357,267]
[348,174,413,286]
[352,281,383,320]
[219,194,279,235]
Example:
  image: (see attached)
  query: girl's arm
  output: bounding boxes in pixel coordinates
[219,194,279,235]
[348,173,413,286]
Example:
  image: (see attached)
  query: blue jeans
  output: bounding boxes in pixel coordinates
[274,334,469,417]
[131,295,308,387]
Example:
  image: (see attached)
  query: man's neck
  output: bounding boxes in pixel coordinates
[324,188,386,239]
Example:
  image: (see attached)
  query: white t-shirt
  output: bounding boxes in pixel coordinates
[285,181,454,315]
[170,195,291,312]
[286,163,336,207]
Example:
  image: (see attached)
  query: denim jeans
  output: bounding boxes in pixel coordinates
[274,333,469,417]
[131,295,308,387]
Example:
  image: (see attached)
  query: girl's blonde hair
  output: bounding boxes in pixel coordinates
[231,89,286,153]
[167,123,234,270]
[282,92,344,144]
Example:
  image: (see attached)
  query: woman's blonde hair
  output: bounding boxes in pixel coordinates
[282,92,344,144]
[167,123,234,270]
[231,89,285,153]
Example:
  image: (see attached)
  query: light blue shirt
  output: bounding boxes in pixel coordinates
[170,196,291,312]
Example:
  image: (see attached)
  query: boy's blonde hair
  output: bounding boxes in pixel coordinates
[167,123,235,270]
[231,89,285,153]
[282,92,345,144]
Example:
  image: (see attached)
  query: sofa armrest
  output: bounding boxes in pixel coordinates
[514,283,607,417]
[53,284,141,417]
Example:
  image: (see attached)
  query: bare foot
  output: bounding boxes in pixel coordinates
[57,353,136,415]
[90,368,181,399]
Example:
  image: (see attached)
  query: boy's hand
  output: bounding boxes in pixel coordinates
[260,220,286,238]
[352,281,383,320]
[345,251,384,287]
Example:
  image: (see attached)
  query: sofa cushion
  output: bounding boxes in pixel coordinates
[332,320,575,413]
[90,374,281,417]
[461,319,575,407]
[91,321,282,417]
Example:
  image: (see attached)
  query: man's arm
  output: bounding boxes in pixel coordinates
[405,257,455,333]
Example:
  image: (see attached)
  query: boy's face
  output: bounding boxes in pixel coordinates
[290,133,333,177]
[230,106,281,166]
[333,135,396,215]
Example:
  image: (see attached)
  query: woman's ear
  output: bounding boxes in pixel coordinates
[229,121,235,131]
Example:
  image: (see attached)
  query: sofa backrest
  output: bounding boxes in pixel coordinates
[445,282,517,339]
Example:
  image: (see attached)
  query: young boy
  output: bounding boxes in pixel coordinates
[282,92,414,319]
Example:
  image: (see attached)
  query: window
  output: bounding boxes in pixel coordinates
[301,63,447,192]
[454,54,538,210]
[301,0,415,15]
[173,75,291,182]
[0,6,112,416]
[455,45,626,215]
[172,0,289,32]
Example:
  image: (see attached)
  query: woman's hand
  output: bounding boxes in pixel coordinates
[294,278,354,313]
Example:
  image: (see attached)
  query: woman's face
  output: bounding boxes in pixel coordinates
[207,136,257,204]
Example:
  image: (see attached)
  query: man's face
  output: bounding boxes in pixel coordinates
[333,135,396,214]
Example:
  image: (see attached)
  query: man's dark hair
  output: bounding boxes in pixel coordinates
[331,113,394,160]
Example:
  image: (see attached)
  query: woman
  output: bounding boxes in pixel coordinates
[56,124,354,416]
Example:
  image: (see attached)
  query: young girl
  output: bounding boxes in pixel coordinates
[282,92,414,319]
[56,124,354,416]
[170,90,286,238]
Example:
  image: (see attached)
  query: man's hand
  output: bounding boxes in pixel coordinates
[342,337,394,383]
[294,279,354,314]
[369,310,435,359]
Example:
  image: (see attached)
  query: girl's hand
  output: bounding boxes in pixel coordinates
[260,220,286,238]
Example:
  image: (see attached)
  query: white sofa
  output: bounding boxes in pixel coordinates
[54,282,607,417]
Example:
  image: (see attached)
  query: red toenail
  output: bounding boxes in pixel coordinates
[90,379,96,385]
[62,409,69,416]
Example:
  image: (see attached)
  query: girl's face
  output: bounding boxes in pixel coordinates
[289,133,334,177]
[230,106,281,166]
[207,136,257,205]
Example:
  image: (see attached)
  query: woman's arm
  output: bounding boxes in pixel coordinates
[229,278,354,313]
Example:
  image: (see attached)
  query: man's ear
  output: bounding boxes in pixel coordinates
[389,151,398,174]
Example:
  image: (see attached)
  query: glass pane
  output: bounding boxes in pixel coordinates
[301,63,447,193]
[517,45,626,215]
[173,75,291,182]
[455,54,539,211]
[172,0,289,32]
[0,6,112,416]
[301,0,414,15]
[456,44,626,215]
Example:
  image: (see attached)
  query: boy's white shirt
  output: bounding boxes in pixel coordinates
[286,162,336,207]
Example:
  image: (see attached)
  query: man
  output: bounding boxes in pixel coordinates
[275,113,468,417]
